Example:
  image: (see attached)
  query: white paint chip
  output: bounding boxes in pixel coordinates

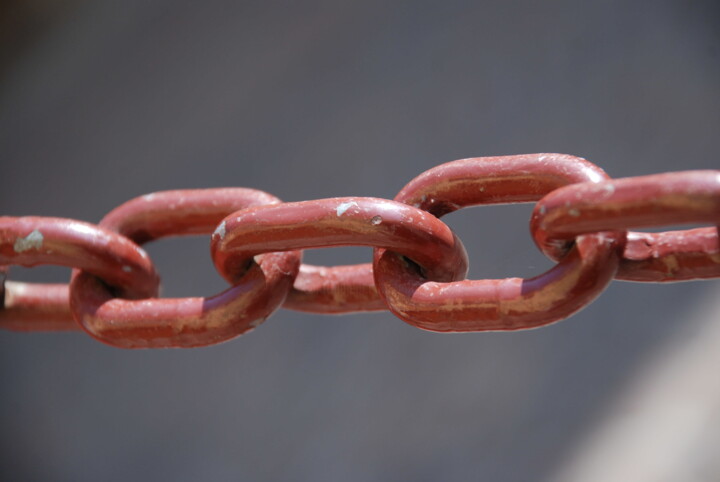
[13,229,44,253]
[122,266,132,273]
[213,220,226,239]
[336,201,359,216]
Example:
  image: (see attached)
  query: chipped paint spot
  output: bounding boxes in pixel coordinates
[539,205,547,215]
[664,255,680,276]
[371,215,382,225]
[250,318,265,328]
[14,229,43,252]
[569,208,580,217]
[213,220,226,239]
[142,193,156,201]
[336,201,359,216]
[122,266,132,273]
[412,195,428,208]
[602,184,616,196]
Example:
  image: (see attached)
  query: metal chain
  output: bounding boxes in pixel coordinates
[1,154,718,348]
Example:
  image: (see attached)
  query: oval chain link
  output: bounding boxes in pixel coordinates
[70,188,300,348]
[0,216,159,332]
[531,170,720,282]
[374,154,624,331]
[210,197,469,303]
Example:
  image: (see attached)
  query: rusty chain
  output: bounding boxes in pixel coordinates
[1,154,718,348]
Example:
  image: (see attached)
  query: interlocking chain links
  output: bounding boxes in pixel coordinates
[0,154,718,348]
[70,188,301,348]
[0,217,159,332]
[374,154,624,331]
[0,217,159,297]
[210,197,469,315]
[531,171,720,282]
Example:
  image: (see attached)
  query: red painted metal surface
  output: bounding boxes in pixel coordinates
[2,155,719,347]
[0,216,159,297]
[531,171,720,282]
[100,188,282,240]
[284,263,387,313]
[0,266,5,310]
[0,217,159,331]
[70,189,301,348]
[374,153,622,331]
[211,197,469,314]
[103,190,396,315]
[393,153,608,216]
[1,283,76,331]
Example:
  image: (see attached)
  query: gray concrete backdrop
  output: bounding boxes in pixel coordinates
[1,1,718,480]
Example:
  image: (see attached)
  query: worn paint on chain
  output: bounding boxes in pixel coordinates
[1,154,718,348]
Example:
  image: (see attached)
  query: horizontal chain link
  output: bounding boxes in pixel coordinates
[73,188,300,348]
[1,154,718,348]
[210,197,469,309]
[531,171,720,281]
[377,153,622,331]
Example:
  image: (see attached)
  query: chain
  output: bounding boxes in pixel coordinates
[1,154,718,348]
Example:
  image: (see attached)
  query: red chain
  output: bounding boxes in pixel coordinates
[376,153,622,331]
[72,188,300,348]
[1,154,718,348]
[531,171,720,281]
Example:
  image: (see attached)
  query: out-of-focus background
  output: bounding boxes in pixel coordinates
[1,1,719,481]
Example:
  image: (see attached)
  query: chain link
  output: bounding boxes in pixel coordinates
[377,153,622,331]
[531,171,720,281]
[72,188,300,348]
[1,154,718,348]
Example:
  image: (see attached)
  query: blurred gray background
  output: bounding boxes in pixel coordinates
[1,1,718,481]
